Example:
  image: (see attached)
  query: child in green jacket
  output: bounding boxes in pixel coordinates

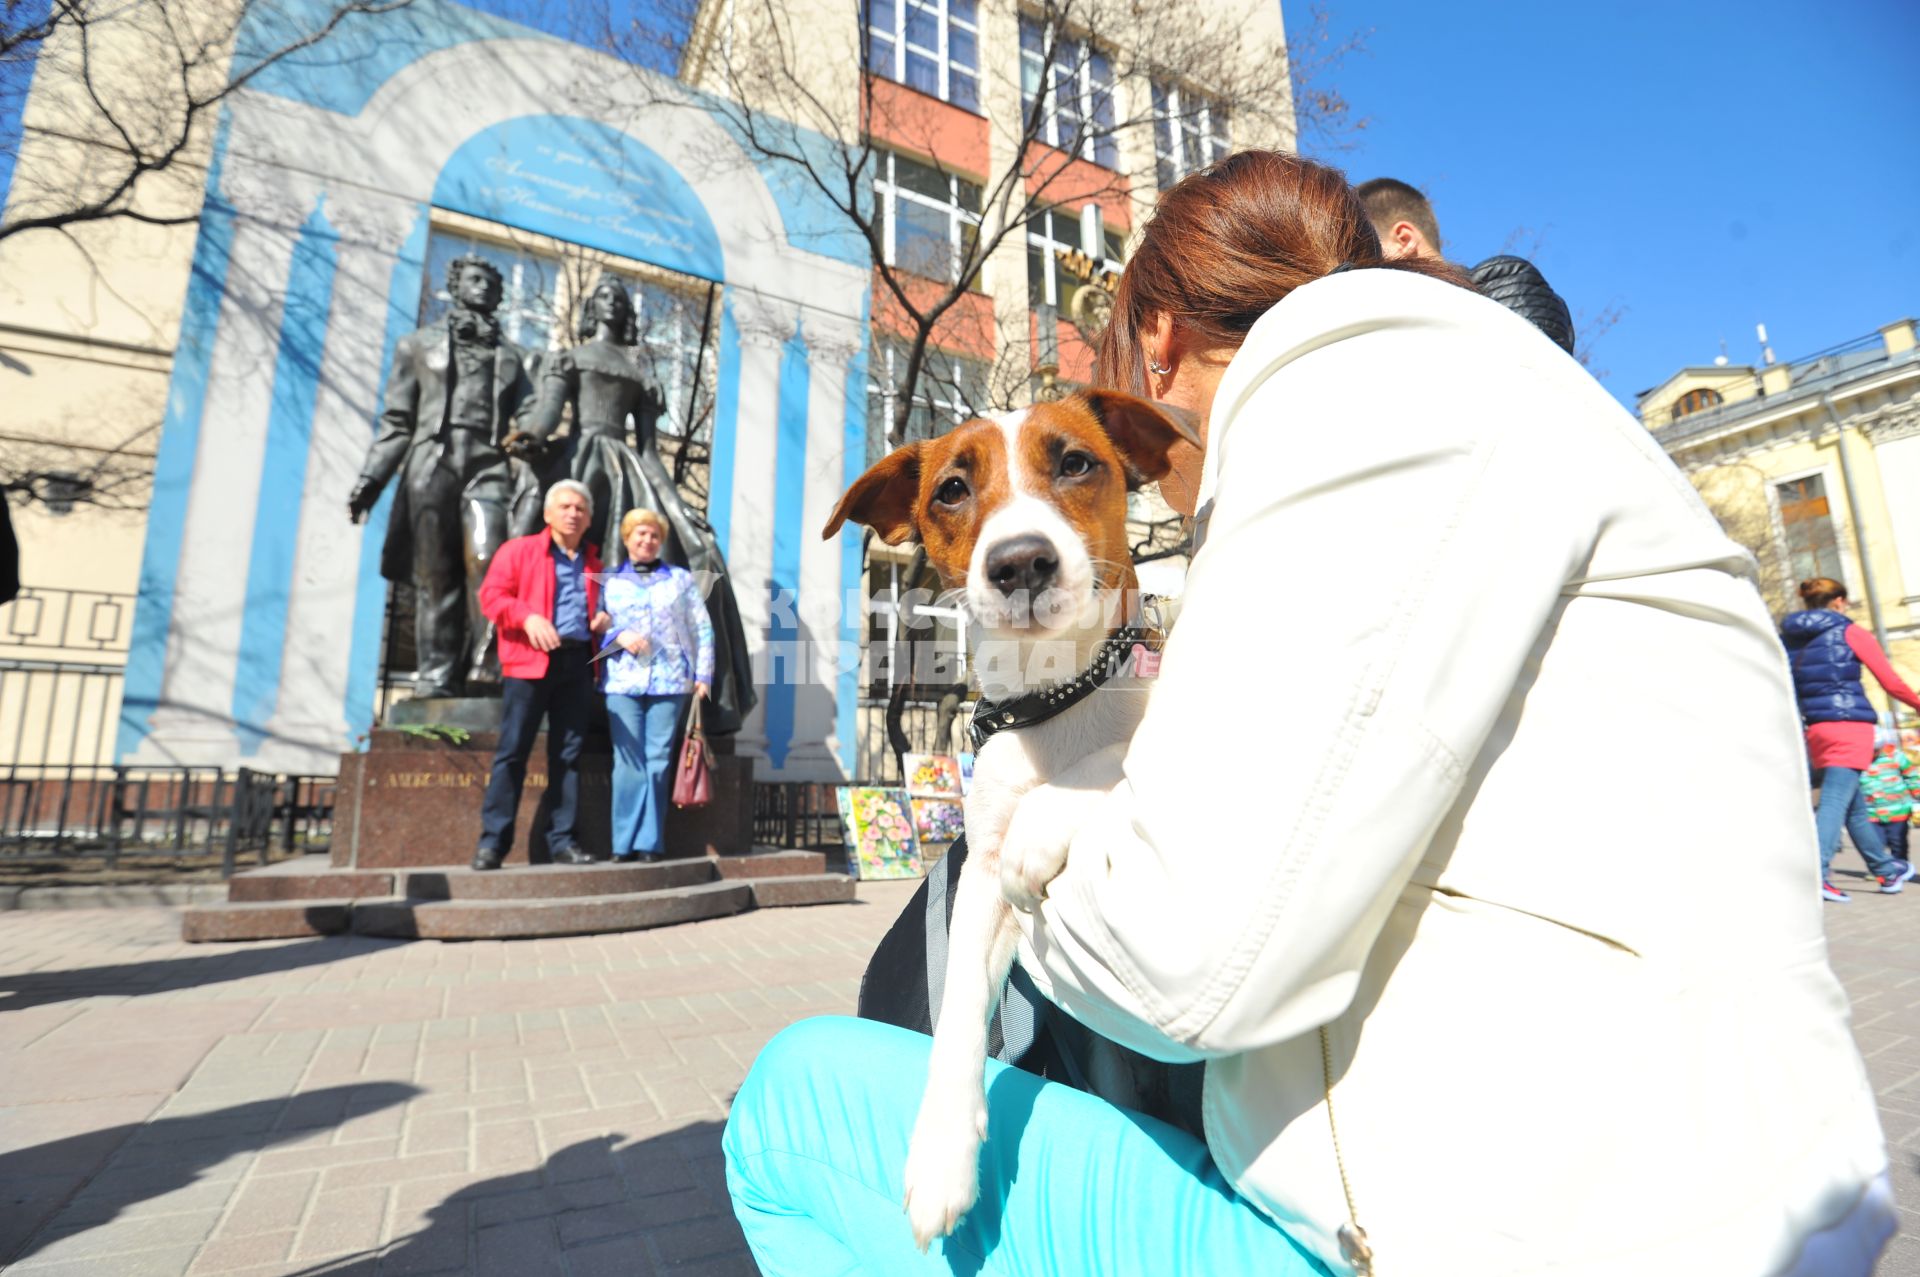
[1861,734,1920,861]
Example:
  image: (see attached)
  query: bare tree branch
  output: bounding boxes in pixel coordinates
[0,0,414,244]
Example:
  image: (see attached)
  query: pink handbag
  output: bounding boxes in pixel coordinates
[672,696,712,808]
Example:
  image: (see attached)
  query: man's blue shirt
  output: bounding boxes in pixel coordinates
[550,538,590,640]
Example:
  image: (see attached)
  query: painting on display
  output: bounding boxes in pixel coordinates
[901,753,966,857]
[834,787,925,881]
[902,753,965,799]
[910,797,966,846]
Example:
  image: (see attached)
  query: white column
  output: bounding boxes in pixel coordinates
[1867,416,1920,603]
[129,158,319,767]
[724,290,800,765]
[254,190,419,773]
[781,310,863,778]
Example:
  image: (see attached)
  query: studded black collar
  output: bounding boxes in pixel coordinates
[970,602,1160,751]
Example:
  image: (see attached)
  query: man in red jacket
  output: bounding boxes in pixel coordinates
[473,480,608,870]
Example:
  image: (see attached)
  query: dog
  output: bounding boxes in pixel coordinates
[823,388,1200,1247]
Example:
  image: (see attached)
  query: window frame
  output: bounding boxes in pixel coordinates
[1669,386,1725,421]
[1151,80,1231,189]
[1773,469,1848,588]
[866,337,989,459]
[1018,15,1118,168]
[867,0,981,113]
[872,150,984,288]
[1025,206,1124,312]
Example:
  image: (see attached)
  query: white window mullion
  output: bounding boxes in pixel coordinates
[936,0,949,101]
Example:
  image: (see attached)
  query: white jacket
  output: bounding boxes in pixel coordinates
[1016,269,1891,1276]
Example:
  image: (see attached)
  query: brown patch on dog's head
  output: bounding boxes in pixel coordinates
[821,420,1014,590]
[822,393,1196,595]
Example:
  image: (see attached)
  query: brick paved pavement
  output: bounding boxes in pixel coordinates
[0,877,917,1276]
[2,867,1918,1275]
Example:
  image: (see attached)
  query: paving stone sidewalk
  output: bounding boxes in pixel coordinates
[3,867,1919,1276]
[0,877,918,1276]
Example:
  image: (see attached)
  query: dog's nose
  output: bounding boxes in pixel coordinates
[985,535,1059,596]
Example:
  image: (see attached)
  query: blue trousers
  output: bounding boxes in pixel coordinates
[724,1016,1329,1277]
[1817,766,1902,879]
[607,692,687,856]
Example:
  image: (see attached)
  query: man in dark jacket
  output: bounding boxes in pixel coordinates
[1356,177,1576,355]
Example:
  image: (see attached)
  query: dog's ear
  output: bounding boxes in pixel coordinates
[1074,389,1202,490]
[822,442,923,544]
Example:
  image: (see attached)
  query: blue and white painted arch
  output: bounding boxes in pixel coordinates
[118,5,874,780]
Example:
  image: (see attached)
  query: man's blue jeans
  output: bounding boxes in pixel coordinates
[1817,765,1902,880]
[606,692,687,856]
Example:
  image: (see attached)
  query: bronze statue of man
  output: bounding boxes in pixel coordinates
[347,254,541,698]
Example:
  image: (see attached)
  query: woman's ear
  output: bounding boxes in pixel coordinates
[1074,389,1202,490]
[822,443,923,543]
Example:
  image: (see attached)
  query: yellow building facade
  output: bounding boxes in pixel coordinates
[1642,318,1920,705]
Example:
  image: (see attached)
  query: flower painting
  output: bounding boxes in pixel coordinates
[902,753,965,799]
[911,797,966,846]
[835,787,925,881]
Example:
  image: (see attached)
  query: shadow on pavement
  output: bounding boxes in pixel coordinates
[0,934,411,1012]
[1,1082,419,1265]
[278,1123,756,1275]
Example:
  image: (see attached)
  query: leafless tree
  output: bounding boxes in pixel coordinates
[2,0,420,516]
[1689,461,1794,617]
[0,0,413,244]
[602,0,1363,445]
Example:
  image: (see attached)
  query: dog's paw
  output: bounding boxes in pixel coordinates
[902,1088,988,1250]
[999,784,1101,912]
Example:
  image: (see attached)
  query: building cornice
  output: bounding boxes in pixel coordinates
[1660,356,1920,458]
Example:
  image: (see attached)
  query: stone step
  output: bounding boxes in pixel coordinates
[182,899,354,942]
[747,874,856,908]
[349,879,756,940]
[399,858,717,901]
[228,866,396,902]
[716,849,830,879]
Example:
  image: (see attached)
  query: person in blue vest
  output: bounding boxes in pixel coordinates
[1780,576,1920,901]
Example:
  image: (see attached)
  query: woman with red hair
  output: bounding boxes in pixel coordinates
[724,152,1891,1277]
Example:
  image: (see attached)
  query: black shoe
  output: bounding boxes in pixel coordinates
[472,847,504,871]
[551,845,594,866]
[638,851,666,865]
[611,853,638,864]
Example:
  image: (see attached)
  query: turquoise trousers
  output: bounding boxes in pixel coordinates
[723,1016,1331,1277]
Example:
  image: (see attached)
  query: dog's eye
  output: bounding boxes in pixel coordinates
[935,476,969,506]
[1059,451,1093,479]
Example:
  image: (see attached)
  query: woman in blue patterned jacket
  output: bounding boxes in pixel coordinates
[601,508,714,862]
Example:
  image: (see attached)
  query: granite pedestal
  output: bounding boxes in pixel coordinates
[179,700,853,942]
[331,725,752,870]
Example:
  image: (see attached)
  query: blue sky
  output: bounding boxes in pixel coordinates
[1296,0,1920,407]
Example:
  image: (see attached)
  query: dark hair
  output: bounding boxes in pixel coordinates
[578,274,638,345]
[1094,152,1472,394]
[1799,577,1848,609]
[445,253,504,297]
[1355,176,1443,256]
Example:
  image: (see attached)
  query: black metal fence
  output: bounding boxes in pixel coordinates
[0,764,335,869]
[0,585,337,873]
[752,781,844,850]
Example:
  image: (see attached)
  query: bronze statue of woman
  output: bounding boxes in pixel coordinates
[526,275,757,735]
